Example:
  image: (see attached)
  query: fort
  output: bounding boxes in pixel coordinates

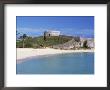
[44,30,60,36]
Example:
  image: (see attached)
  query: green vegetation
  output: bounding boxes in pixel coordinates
[16,35,73,48]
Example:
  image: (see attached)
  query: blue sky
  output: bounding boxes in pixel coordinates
[16,16,94,38]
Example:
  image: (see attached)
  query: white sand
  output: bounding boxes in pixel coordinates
[17,48,94,61]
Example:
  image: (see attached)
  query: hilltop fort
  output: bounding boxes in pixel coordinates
[17,30,94,50]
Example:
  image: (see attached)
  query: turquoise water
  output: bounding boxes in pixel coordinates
[16,52,94,74]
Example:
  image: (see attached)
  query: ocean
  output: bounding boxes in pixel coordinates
[16,52,94,74]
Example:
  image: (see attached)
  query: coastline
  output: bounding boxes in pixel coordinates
[17,48,94,61]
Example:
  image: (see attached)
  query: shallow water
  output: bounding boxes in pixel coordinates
[16,52,94,74]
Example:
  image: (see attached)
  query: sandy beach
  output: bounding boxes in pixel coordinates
[17,48,94,61]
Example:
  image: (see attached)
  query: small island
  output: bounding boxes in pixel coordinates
[16,16,94,74]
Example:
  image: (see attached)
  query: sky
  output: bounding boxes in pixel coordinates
[16,16,94,38]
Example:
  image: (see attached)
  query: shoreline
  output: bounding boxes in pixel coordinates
[17,48,94,61]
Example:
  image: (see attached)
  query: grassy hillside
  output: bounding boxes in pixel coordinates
[16,35,73,48]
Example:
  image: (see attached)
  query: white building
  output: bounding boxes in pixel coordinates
[44,30,60,36]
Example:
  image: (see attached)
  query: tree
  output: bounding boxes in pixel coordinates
[19,34,27,48]
[44,31,47,41]
[22,34,27,48]
[16,31,20,39]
